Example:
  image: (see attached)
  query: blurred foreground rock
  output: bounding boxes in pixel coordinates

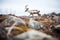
[0,14,60,40]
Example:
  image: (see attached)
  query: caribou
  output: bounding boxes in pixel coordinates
[25,5,41,17]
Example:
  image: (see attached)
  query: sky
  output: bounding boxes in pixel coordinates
[0,0,60,16]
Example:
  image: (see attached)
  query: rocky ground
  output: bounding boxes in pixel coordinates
[0,14,60,40]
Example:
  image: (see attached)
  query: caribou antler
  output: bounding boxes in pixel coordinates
[25,5,29,12]
[25,5,28,9]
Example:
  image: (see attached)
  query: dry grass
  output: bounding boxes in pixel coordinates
[11,23,32,36]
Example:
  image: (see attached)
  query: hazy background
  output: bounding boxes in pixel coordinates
[0,0,60,16]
